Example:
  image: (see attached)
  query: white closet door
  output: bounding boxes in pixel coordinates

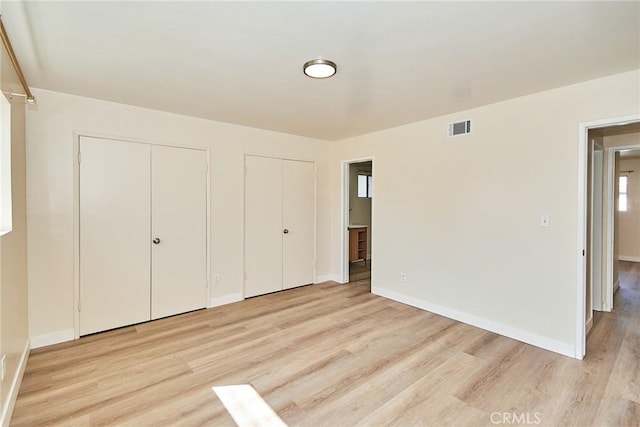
[79,137,151,335]
[244,156,283,297]
[282,160,315,289]
[151,145,208,319]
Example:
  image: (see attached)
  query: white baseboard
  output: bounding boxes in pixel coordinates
[586,316,594,335]
[1,339,30,427]
[31,329,75,349]
[619,255,640,262]
[372,286,575,359]
[315,274,341,284]
[209,293,243,308]
[614,278,620,293]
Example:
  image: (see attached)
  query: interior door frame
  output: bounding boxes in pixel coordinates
[73,131,211,339]
[341,156,375,284]
[576,114,639,359]
[241,153,318,299]
[590,144,604,318]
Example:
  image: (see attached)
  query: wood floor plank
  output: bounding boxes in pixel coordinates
[593,397,640,427]
[10,261,640,426]
[603,327,640,403]
[296,346,449,426]
[355,357,488,426]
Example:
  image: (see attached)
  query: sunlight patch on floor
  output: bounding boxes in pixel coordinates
[212,384,288,427]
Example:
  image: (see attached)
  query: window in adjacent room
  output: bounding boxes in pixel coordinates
[0,92,11,236]
[357,174,372,198]
[619,175,628,212]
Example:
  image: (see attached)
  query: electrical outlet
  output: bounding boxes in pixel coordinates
[400,273,407,283]
[212,274,221,285]
[1,354,6,381]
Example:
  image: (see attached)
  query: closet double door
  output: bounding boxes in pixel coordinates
[244,155,315,298]
[79,136,207,336]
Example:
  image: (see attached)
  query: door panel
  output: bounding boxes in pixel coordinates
[80,137,151,335]
[282,160,315,289]
[245,156,283,297]
[151,145,208,319]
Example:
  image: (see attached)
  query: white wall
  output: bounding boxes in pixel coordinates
[25,69,640,359]
[604,131,640,150]
[26,88,331,345]
[0,96,28,427]
[618,156,640,261]
[0,12,30,423]
[330,70,640,357]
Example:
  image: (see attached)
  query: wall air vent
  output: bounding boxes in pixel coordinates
[448,119,472,137]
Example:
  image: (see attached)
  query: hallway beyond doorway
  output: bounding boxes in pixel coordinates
[349,260,371,286]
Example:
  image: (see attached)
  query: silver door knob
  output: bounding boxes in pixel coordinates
[153,238,161,244]
[283,229,289,234]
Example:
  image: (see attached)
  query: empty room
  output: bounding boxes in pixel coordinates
[0,1,639,426]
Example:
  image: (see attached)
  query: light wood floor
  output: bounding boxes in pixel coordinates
[349,260,371,283]
[11,262,640,426]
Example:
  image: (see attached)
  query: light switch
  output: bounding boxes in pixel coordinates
[540,215,550,227]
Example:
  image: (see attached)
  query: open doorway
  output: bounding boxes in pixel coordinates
[341,158,374,285]
[348,161,372,283]
[578,118,640,359]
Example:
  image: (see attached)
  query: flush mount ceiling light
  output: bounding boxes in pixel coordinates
[303,59,337,79]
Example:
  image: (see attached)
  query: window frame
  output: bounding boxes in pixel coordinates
[0,92,12,236]
[357,173,372,198]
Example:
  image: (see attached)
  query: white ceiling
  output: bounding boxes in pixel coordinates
[3,1,639,141]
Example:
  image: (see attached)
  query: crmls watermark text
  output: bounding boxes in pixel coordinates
[490,412,542,425]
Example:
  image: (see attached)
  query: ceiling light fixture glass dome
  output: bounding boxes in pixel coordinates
[303,59,337,79]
